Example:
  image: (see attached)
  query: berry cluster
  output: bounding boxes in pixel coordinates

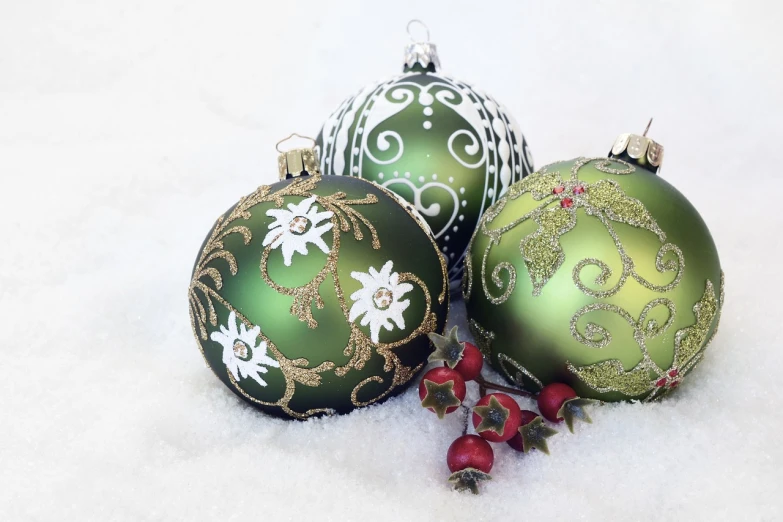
[421,327,595,494]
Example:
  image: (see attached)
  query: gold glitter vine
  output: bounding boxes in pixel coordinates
[468,318,495,359]
[347,272,438,406]
[567,276,723,401]
[373,182,448,305]
[258,189,381,329]
[188,186,267,343]
[497,353,544,390]
[191,283,336,419]
[474,158,683,304]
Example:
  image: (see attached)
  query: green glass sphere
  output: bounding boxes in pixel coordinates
[188,173,449,419]
[464,156,724,402]
[315,62,533,283]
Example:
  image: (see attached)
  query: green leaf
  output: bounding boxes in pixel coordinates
[584,179,665,241]
[521,206,577,295]
[674,279,719,369]
[567,359,654,397]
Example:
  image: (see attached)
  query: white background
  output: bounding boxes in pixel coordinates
[1,1,781,520]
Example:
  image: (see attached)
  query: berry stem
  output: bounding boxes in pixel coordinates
[461,405,470,436]
[475,376,536,398]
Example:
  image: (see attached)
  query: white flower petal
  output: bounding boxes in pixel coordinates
[394,282,414,297]
[369,320,382,343]
[281,242,297,266]
[226,358,241,382]
[226,312,239,337]
[348,300,369,322]
[262,227,285,246]
[351,271,376,287]
[266,208,294,222]
[379,260,394,281]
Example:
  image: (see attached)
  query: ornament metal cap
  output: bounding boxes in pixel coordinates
[404,20,440,72]
[276,133,320,180]
[608,119,664,173]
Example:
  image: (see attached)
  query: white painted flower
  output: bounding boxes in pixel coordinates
[349,260,413,343]
[263,196,334,266]
[210,311,279,387]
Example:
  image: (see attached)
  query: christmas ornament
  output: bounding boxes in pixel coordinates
[188,135,449,419]
[464,123,725,402]
[472,393,522,443]
[427,326,484,381]
[446,435,494,494]
[419,366,466,418]
[316,20,534,284]
[507,410,558,454]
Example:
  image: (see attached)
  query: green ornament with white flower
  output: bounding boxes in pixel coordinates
[188,140,449,419]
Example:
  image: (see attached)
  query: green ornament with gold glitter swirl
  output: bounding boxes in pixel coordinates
[463,132,724,402]
[188,141,448,419]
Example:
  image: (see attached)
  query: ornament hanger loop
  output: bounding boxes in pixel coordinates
[407,19,431,42]
[275,132,316,153]
[643,118,653,137]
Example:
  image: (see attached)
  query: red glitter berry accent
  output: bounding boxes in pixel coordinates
[668,369,679,378]
[670,381,680,388]
[656,378,667,387]
[552,186,565,194]
[560,198,574,208]
[573,185,585,195]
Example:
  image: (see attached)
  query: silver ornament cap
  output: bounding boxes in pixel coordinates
[403,20,440,72]
[609,119,664,173]
[276,133,320,180]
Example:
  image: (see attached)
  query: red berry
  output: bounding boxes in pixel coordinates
[537,383,577,423]
[507,431,525,452]
[472,393,522,443]
[419,367,466,418]
[447,435,494,474]
[449,341,483,381]
[506,410,539,451]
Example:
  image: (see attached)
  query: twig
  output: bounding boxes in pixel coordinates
[475,375,536,398]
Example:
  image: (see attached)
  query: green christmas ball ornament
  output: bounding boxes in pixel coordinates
[188,136,449,419]
[316,20,534,284]
[464,126,725,402]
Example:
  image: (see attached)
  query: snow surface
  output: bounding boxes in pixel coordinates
[1,1,782,520]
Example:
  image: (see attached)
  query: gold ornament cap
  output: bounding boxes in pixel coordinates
[276,133,320,180]
[608,119,664,173]
[403,20,440,72]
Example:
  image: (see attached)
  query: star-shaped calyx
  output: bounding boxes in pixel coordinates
[427,326,465,368]
[420,379,462,419]
[473,395,510,435]
[518,416,559,455]
[448,468,492,495]
[557,397,597,433]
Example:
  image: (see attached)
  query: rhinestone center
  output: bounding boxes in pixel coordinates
[373,287,394,310]
[288,216,311,235]
[233,340,251,360]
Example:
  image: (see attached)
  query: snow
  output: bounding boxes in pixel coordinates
[1,0,781,519]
